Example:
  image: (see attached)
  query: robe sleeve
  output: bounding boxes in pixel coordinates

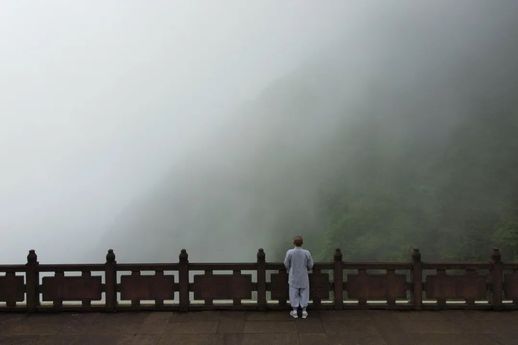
[284,250,291,270]
[306,251,314,271]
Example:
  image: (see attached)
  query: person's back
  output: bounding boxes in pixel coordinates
[285,247,312,288]
[284,235,313,319]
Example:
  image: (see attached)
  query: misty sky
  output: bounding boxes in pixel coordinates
[1,1,516,263]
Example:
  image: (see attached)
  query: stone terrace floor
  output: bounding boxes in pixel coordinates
[1,310,518,345]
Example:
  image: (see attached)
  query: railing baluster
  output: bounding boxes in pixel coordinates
[26,250,39,312]
[204,269,214,306]
[333,249,343,310]
[1,248,516,313]
[412,248,422,310]
[491,248,503,309]
[257,249,266,311]
[179,249,189,312]
[232,269,241,306]
[105,249,117,312]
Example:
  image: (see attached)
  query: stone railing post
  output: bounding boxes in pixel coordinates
[411,248,422,310]
[257,248,267,310]
[179,249,189,312]
[491,248,503,309]
[333,248,344,309]
[26,249,39,312]
[105,249,117,312]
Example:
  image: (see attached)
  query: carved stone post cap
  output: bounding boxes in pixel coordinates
[27,249,38,264]
[179,249,189,263]
[106,249,116,263]
[491,248,501,263]
[412,248,421,262]
[334,248,343,261]
[257,248,265,262]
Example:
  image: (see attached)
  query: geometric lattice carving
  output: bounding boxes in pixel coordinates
[347,270,407,302]
[120,274,174,300]
[309,273,330,299]
[42,276,102,301]
[503,272,518,300]
[270,271,288,301]
[425,270,487,301]
[193,274,252,300]
[0,273,24,306]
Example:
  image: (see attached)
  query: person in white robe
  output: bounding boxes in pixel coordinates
[284,235,314,318]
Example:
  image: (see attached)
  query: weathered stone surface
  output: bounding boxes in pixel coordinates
[217,319,245,333]
[404,334,499,345]
[0,335,42,345]
[169,310,224,322]
[39,334,122,345]
[297,333,330,345]
[158,334,222,345]
[0,310,517,344]
[246,311,296,321]
[165,321,219,334]
[319,309,374,321]
[323,319,381,335]
[2,314,64,336]
[223,333,298,345]
[294,318,324,333]
[243,320,297,333]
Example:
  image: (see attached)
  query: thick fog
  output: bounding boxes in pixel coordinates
[1,1,517,263]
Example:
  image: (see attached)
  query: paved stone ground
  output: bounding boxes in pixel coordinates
[1,310,517,345]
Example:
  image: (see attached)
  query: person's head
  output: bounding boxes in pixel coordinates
[293,235,303,247]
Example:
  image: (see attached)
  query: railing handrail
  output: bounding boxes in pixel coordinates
[0,248,516,313]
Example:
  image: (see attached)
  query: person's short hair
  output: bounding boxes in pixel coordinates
[293,235,303,247]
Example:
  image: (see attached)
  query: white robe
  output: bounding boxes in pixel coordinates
[284,247,314,289]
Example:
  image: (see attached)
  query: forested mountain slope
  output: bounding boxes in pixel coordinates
[104,3,518,261]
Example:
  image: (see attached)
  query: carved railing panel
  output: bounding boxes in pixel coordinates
[503,271,518,301]
[346,269,407,304]
[120,271,174,301]
[270,271,288,302]
[309,272,330,300]
[0,273,25,307]
[0,249,516,312]
[41,274,102,302]
[193,272,252,301]
[424,269,488,303]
